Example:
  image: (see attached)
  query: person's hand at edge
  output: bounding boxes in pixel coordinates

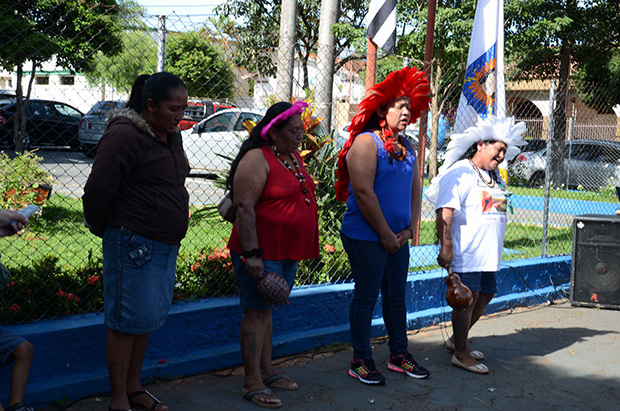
[0,210,28,237]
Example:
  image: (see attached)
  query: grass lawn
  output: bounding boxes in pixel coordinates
[1,193,573,274]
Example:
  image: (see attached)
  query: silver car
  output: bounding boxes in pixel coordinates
[182,108,265,173]
[509,139,620,190]
[78,100,125,156]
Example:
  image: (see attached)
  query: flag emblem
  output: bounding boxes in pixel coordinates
[462,45,497,119]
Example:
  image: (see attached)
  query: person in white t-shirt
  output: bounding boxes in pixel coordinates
[426,115,526,374]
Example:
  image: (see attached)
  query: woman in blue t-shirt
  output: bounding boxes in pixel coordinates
[335,67,431,386]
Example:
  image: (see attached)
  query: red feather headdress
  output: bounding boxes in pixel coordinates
[334,66,431,202]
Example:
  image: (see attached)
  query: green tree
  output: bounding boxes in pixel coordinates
[505,0,620,185]
[573,47,620,114]
[0,0,123,151]
[398,0,477,179]
[166,33,236,99]
[215,0,368,89]
[85,30,157,94]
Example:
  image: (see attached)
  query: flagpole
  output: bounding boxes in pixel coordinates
[365,39,378,93]
[411,0,437,246]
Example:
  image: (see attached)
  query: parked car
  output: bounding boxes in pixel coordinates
[509,139,620,190]
[0,99,84,149]
[78,100,125,157]
[178,100,238,131]
[182,108,265,173]
[522,138,547,153]
[0,89,16,99]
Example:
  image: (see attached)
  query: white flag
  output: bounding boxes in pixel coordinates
[454,0,505,134]
[367,0,397,54]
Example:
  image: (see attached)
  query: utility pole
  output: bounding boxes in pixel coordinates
[315,0,339,131]
[275,0,297,102]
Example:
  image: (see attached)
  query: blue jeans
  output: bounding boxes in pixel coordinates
[341,233,409,360]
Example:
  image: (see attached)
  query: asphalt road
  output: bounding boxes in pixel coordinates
[32,148,225,205]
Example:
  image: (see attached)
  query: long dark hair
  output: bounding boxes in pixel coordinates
[225,102,294,196]
[126,72,187,113]
[462,140,501,184]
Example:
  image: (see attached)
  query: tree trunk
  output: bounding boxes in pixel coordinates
[14,63,24,152]
[428,61,442,180]
[550,37,572,187]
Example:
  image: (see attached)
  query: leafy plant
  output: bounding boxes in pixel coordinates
[0,151,54,208]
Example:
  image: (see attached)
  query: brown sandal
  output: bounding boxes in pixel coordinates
[127,390,167,411]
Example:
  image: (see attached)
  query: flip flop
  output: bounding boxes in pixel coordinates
[444,339,485,360]
[243,387,282,409]
[451,354,489,374]
[127,390,167,411]
[263,373,299,391]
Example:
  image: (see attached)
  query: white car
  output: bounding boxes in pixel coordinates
[182,108,265,173]
[509,139,620,190]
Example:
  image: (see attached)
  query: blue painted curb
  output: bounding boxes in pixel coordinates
[1,256,571,406]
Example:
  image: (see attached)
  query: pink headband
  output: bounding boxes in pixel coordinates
[260,101,309,140]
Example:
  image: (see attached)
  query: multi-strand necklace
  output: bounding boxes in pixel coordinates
[469,159,495,188]
[271,147,311,205]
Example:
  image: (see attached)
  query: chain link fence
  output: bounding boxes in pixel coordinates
[1,3,619,324]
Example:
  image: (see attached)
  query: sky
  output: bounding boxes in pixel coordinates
[138,0,224,30]
[138,0,222,18]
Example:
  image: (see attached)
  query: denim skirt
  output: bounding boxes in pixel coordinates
[0,327,26,366]
[230,252,298,310]
[102,226,179,334]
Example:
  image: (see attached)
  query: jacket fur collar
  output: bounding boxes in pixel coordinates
[108,108,157,140]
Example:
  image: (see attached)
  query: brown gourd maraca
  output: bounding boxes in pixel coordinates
[445,268,473,309]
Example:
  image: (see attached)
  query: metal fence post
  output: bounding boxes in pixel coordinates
[542,79,555,257]
[157,15,166,72]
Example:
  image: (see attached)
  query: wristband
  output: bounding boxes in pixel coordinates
[241,248,264,258]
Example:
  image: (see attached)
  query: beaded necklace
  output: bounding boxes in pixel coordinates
[271,147,311,205]
[469,159,515,214]
[469,159,495,188]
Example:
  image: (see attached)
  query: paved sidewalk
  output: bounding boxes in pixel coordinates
[37,301,620,410]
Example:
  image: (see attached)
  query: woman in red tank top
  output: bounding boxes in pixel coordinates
[226,101,319,408]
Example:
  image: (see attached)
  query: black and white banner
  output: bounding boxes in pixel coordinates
[366,0,397,54]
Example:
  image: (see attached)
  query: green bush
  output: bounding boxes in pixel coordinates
[0,151,54,209]
[0,251,103,323]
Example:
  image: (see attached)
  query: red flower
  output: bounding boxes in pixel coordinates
[66,293,80,303]
[323,244,336,253]
[6,281,16,288]
[56,289,66,298]
[87,275,100,285]
[208,247,231,261]
[9,303,20,313]
[384,138,396,154]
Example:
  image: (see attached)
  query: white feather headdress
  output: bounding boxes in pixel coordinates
[425,115,527,204]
